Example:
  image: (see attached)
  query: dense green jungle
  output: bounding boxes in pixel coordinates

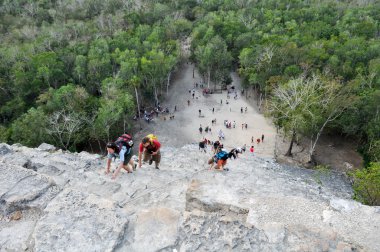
[0,0,379,205]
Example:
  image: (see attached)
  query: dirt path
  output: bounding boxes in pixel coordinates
[140,63,277,158]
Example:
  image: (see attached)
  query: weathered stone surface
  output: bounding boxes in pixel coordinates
[330,198,360,212]
[0,143,12,155]
[34,188,129,252]
[0,164,55,214]
[10,210,22,220]
[0,154,31,169]
[186,179,249,220]
[86,181,121,197]
[0,144,379,252]
[127,208,180,252]
[0,220,35,251]
[37,143,56,152]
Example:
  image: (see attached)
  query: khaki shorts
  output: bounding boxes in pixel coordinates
[143,150,161,164]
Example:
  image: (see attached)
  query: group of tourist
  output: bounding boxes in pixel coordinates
[105,133,161,179]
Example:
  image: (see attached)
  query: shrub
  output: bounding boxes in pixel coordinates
[352,162,380,206]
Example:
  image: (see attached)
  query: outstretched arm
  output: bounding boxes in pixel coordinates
[151,140,161,155]
[112,163,124,179]
[138,151,142,167]
[105,158,111,174]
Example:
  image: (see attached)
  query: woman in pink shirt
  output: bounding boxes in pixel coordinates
[249,145,254,155]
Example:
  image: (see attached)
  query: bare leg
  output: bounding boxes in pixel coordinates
[128,158,136,170]
[122,164,133,173]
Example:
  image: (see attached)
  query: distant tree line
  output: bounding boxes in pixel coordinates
[0,0,193,152]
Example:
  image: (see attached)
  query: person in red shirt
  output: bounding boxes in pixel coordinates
[138,137,161,169]
[250,145,255,155]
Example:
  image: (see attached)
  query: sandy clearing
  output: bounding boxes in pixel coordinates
[143,63,277,158]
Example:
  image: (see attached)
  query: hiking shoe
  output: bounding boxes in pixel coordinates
[149,159,153,165]
[155,166,160,170]
[133,163,137,171]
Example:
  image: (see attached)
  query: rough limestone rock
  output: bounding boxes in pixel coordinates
[0,164,56,214]
[0,144,379,252]
[128,207,180,252]
[0,143,12,155]
[33,188,129,252]
[0,219,35,251]
[37,143,56,152]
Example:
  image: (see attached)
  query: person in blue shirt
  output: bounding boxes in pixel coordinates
[105,142,134,179]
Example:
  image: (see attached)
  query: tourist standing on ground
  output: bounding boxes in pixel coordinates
[262,134,264,142]
[199,139,207,153]
[250,145,254,154]
[199,125,203,134]
[138,136,161,169]
[243,144,247,152]
[218,129,224,140]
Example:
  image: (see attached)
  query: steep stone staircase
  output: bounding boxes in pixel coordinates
[0,143,379,252]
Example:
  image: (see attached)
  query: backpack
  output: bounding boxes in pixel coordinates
[115,134,134,153]
[216,151,229,160]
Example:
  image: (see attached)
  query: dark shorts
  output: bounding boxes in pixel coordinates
[143,150,161,164]
[123,150,133,165]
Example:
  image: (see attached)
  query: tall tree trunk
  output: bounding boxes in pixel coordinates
[257,90,260,106]
[167,71,171,96]
[135,86,141,119]
[286,131,296,156]
[207,70,211,89]
[97,139,104,155]
[154,86,159,107]
[308,112,341,163]
[258,93,263,111]
[264,89,267,111]
[123,118,126,133]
